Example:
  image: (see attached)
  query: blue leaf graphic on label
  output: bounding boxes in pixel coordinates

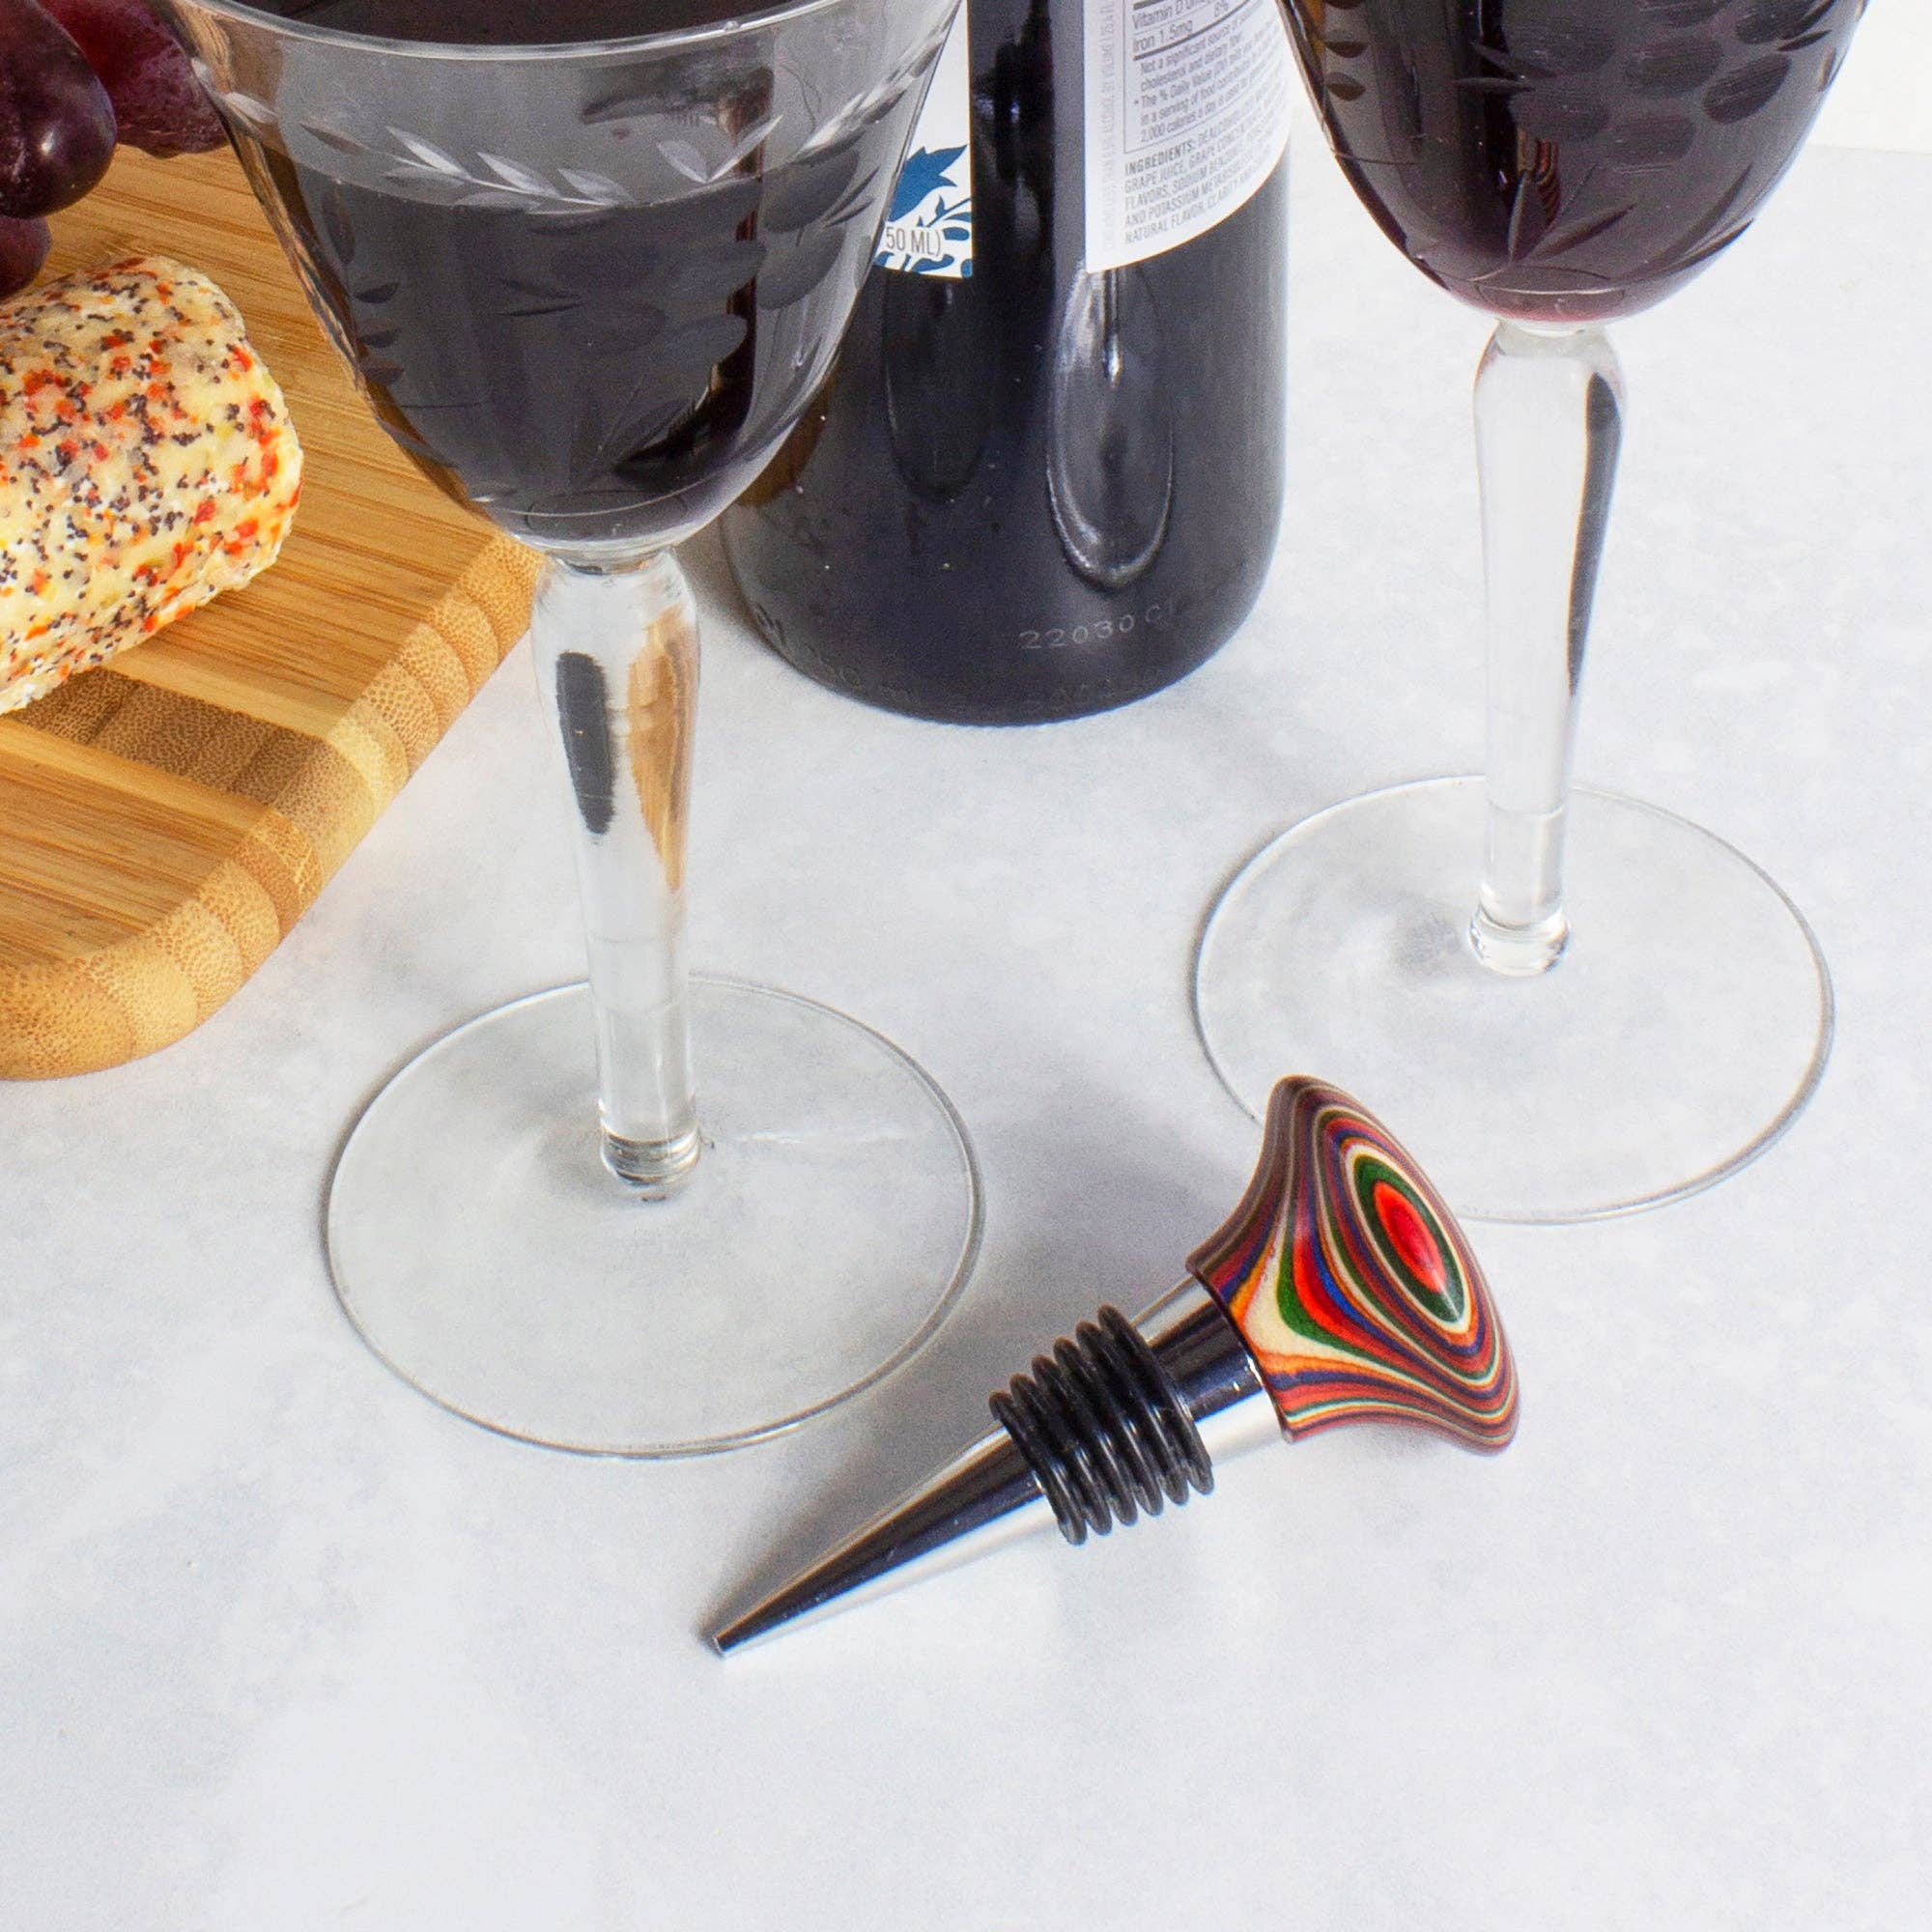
[877,7,974,279]
[891,146,967,222]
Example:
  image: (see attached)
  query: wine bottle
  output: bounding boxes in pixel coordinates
[722,0,1291,725]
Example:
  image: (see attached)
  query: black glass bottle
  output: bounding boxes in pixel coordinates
[722,0,1291,724]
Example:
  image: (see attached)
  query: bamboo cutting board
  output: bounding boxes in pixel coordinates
[0,148,540,1080]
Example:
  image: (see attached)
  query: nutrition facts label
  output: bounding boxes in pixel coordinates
[1084,0,1293,271]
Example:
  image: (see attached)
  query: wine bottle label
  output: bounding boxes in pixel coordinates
[1083,0,1292,272]
[876,6,977,280]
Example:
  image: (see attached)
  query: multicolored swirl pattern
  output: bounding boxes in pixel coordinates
[1189,1078,1519,1451]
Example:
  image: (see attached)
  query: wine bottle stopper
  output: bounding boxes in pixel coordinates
[712,1076,1520,1653]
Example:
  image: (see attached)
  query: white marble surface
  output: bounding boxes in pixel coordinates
[4,141,1928,1929]
[1813,6,1932,153]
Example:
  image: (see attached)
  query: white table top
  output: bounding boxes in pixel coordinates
[4,140,1926,1930]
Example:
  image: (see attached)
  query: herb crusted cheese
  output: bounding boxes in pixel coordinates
[1,256,302,714]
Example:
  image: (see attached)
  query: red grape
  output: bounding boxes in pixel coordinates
[43,0,222,158]
[0,211,51,297]
[0,0,118,218]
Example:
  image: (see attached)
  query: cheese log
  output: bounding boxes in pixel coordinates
[0,255,302,714]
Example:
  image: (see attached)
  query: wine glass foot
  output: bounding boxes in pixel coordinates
[326,978,981,1455]
[1194,778,1833,1224]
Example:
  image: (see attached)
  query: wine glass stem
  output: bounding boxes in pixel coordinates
[1470,320,1625,977]
[532,552,701,1196]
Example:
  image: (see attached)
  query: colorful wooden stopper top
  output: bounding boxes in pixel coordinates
[1188,1078,1519,1451]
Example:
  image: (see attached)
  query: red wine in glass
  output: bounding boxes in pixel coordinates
[159,0,984,1457]
[239,0,913,550]
[1196,0,1863,1220]
[1282,0,1863,323]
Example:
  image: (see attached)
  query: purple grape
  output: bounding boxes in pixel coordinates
[0,211,52,297]
[43,0,221,158]
[0,0,117,219]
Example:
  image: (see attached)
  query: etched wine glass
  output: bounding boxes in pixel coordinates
[1198,0,1862,1221]
[160,0,977,1452]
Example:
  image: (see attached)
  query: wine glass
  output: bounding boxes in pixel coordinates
[159,0,978,1453]
[1198,0,1862,1222]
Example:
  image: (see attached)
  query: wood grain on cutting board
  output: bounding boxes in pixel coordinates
[0,146,539,1080]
